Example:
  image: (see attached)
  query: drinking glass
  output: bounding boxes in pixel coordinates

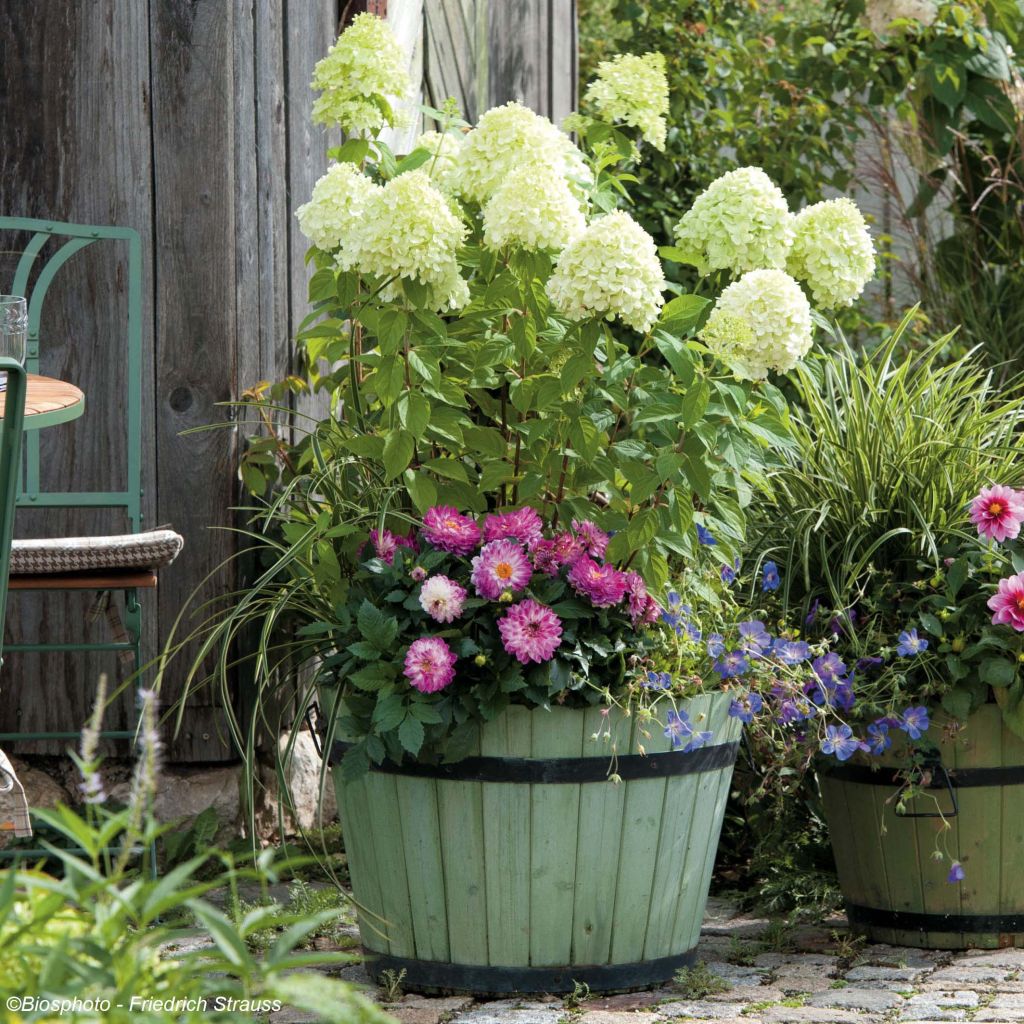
[0,296,27,365]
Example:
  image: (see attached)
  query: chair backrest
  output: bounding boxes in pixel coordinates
[0,360,27,645]
[0,218,143,531]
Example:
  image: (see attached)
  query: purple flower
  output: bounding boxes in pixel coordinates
[684,730,713,753]
[738,620,772,657]
[947,861,965,884]
[498,599,563,664]
[696,524,717,546]
[571,519,610,560]
[644,670,672,690]
[706,633,726,658]
[821,724,860,762]
[664,709,693,750]
[421,506,481,556]
[864,722,891,755]
[775,639,810,665]
[899,706,930,740]
[568,556,628,608]
[812,653,848,686]
[896,628,929,657]
[729,692,764,724]
[777,698,817,725]
[713,650,749,679]
[762,560,780,592]
[856,655,884,673]
[832,682,856,712]
[805,599,820,626]
[720,558,740,585]
[483,506,544,548]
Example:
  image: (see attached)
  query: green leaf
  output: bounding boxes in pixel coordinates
[398,715,425,756]
[373,693,407,731]
[396,147,432,174]
[383,429,415,480]
[981,656,1017,688]
[941,686,973,722]
[919,612,943,638]
[357,600,399,650]
[658,294,710,335]
[330,138,371,165]
[399,392,430,436]
[348,641,381,661]
[403,468,438,514]
[946,558,969,597]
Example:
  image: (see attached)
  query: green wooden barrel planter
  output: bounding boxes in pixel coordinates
[328,695,741,995]
[818,704,1024,950]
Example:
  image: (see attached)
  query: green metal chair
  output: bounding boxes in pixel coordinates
[0,218,182,751]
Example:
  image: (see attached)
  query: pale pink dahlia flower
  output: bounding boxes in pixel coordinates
[418,574,467,623]
[989,572,1024,632]
[499,599,563,664]
[568,556,628,608]
[470,539,533,600]
[483,506,544,548]
[970,485,1024,543]
[403,637,458,693]
[421,506,481,556]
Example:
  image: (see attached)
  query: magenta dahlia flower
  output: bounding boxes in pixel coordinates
[989,571,1024,632]
[572,519,610,559]
[499,599,563,664]
[624,571,661,627]
[970,485,1024,543]
[421,506,481,556]
[531,531,584,575]
[470,539,532,599]
[568,556,628,608]
[403,637,457,693]
[418,574,467,623]
[483,506,544,548]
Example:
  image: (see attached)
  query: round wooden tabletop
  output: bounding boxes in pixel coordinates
[0,373,85,430]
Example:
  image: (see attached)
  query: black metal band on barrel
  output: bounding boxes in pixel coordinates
[818,762,1024,788]
[329,739,739,783]
[366,948,698,994]
[847,903,1024,934]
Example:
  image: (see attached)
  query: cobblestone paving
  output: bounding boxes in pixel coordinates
[316,899,1024,1024]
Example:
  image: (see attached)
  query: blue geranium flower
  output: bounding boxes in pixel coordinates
[805,598,820,626]
[713,650,749,679]
[729,692,764,724]
[864,722,892,755]
[777,697,817,725]
[696,524,717,546]
[775,639,811,665]
[684,730,713,753]
[812,652,848,686]
[947,861,965,884]
[663,709,692,750]
[762,560,780,592]
[856,655,885,673]
[899,705,930,740]
[720,558,740,584]
[896,628,929,657]
[738,620,772,657]
[832,681,856,712]
[821,724,860,762]
[644,670,672,690]
[706,633,726,658]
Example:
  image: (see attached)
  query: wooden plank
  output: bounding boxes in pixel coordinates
[335,772,389,950]
[570,705,628,965]
[999,711,1024,948]
[529,705,584,967]
[396,774,450,961]
[437,726,489,965]
[481,704,532,965]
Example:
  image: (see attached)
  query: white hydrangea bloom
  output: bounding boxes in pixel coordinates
[414,131,463,192]
[864,0,937,36]
[584,52,669,150]
[674,167,795,277]
[295,162,381,252]
[340,170,468,311]
[454,102,590,204]
[701,269,813,379]
[311,13,410,134]
[787,198,876,309]
[482,165,586,252]
[547,210,665,333]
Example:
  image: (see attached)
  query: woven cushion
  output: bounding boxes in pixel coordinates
[10,529,184,575]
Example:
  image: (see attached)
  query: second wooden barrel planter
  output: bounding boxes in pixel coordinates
[818,704,1024,950]
[330,696,741,995]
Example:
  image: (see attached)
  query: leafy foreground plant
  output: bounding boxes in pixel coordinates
[0,688,391,1024]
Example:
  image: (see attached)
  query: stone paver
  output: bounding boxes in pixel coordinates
[341,900,1024,1024]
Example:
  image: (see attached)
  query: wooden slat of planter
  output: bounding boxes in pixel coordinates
[529,706,584,967]
[482,705,532,966]
[397,775,450,962]
[1000,715,1024,947]
[878,765,929,949]
[608,706,671,964]
[336,773,389,951]
[363,771,416,957]
[819,774,874,933]
[437,728,489,965]
[571,705,629,965]
[861,780,898,945]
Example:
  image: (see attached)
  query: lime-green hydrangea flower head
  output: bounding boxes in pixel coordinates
[547,210,665,333]
[414,131,463,192]
[701,269,813,379]
[787,197,876,309]
[340,169,469,311]
[482,165,586,253]
[674,167,795,277]
[310,13,410,134]
[584,52,669,151]
[454,102,590,205]
[295,162,381,252]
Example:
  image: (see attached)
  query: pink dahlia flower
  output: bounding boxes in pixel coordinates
[418,574,467,623]
[403,637,457,693]
[970,485,1024,543]
[572,519,610,559]
[989,572,1024,632]
[370,529,417,564]
[499,599,563,664]
[483,506,544,548]
[568,556,628,608]
[421,506,481,556]
[470,539,532,600]
[532,531,584,575]
[624,571,662,627]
